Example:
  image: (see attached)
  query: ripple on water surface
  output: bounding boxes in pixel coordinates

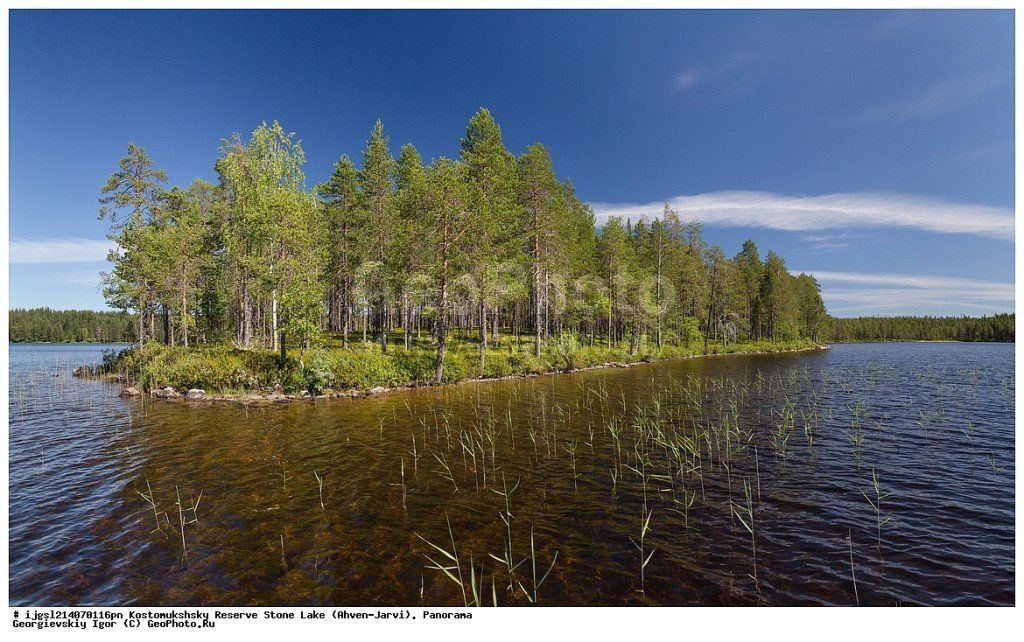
[8,342,1015,605]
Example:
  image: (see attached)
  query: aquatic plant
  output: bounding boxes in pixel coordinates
[418,512,471,606]
[847,528,860,606]
[314,470,325,510]
[860,468,891,547]
[630,506,656,595]
[133,475,162,533]
[517,525,558,604]
[731,478,757,585]
[174,486,188,563]
[432,451,459,492]
[487,473,522,592]
[770,401,794,456]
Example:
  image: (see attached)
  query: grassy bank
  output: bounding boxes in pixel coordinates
[87,333,824,397]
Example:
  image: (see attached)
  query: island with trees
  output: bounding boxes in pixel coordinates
[67,109,1004,400]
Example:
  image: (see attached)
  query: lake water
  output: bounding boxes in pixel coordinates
[8,342,1015,606]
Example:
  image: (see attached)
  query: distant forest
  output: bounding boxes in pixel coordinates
[9,308,155,343]
[828,314,1014,343]
[9,308,1013,344]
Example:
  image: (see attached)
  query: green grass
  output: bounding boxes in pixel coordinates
[93,331,822,396]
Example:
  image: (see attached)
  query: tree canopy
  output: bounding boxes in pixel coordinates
[89,109,877,380]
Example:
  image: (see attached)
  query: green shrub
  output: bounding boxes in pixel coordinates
[390,350,437,383]
[324,351,408,389]
[438,350,470,383]
[93,336,822,395]
[296,351,334,394]
[482,351,514,378]
[510,351,547,375]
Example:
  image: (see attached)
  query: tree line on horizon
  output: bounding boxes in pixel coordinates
[92,109,831,381]
[9,307,1015,346]
[9,308,1013,345]
[8,308,142,343]
[827,313,1014,343]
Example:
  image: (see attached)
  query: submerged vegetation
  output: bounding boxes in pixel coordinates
[93,109,829,385]
[110,347,1016,604]
[11,339,1015,605]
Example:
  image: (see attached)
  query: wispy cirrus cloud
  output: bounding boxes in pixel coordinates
[10,237,113,264]
[794,270,1014,316]
[671,69,703,93]
[862,73,1010,123]
[798,232,864,252]
[670,54,755,95]
[866,12,919,40]
[588,191,1014,240]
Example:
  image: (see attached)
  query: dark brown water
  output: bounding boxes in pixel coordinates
[9,342,1015,606]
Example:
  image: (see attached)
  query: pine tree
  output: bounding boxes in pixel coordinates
[318,155,361,347]
[599,217,635,347]
[461,108,521,367]
[518,143,561,357]
[358,120,397,353]
[735,239,762,340]
[141,179,217,346]
[394,143,429,351]
[423,158,474,382]
[98,141,168,347]
[88,109,838,366]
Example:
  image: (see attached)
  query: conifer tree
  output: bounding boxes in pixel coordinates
[318,155,361,346]
[394,143,429,351]
[423,158,473,382]
[461,108,521,367]
[358,121,397,353]
[98,141,168,347]
[518,143,561,356]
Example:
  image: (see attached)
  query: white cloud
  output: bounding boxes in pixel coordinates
[794,270,1014,316]
[589,191,1014,240]
[9,237,113,264]
[867,12,918,40]
[797,233,861,252]
[670,54,755,96]
[798,270,1014,294]
[672,70,702,93]
[806,240,849,251]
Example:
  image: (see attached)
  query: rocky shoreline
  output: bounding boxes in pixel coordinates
[83,344,829,407]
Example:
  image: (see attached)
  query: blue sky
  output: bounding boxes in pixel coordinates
[8,9,1015,316]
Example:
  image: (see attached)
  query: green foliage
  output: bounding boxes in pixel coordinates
[95,332,821,395]
[550,333,585,370]
[94,107,1012,394]
[97,141,168,345]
